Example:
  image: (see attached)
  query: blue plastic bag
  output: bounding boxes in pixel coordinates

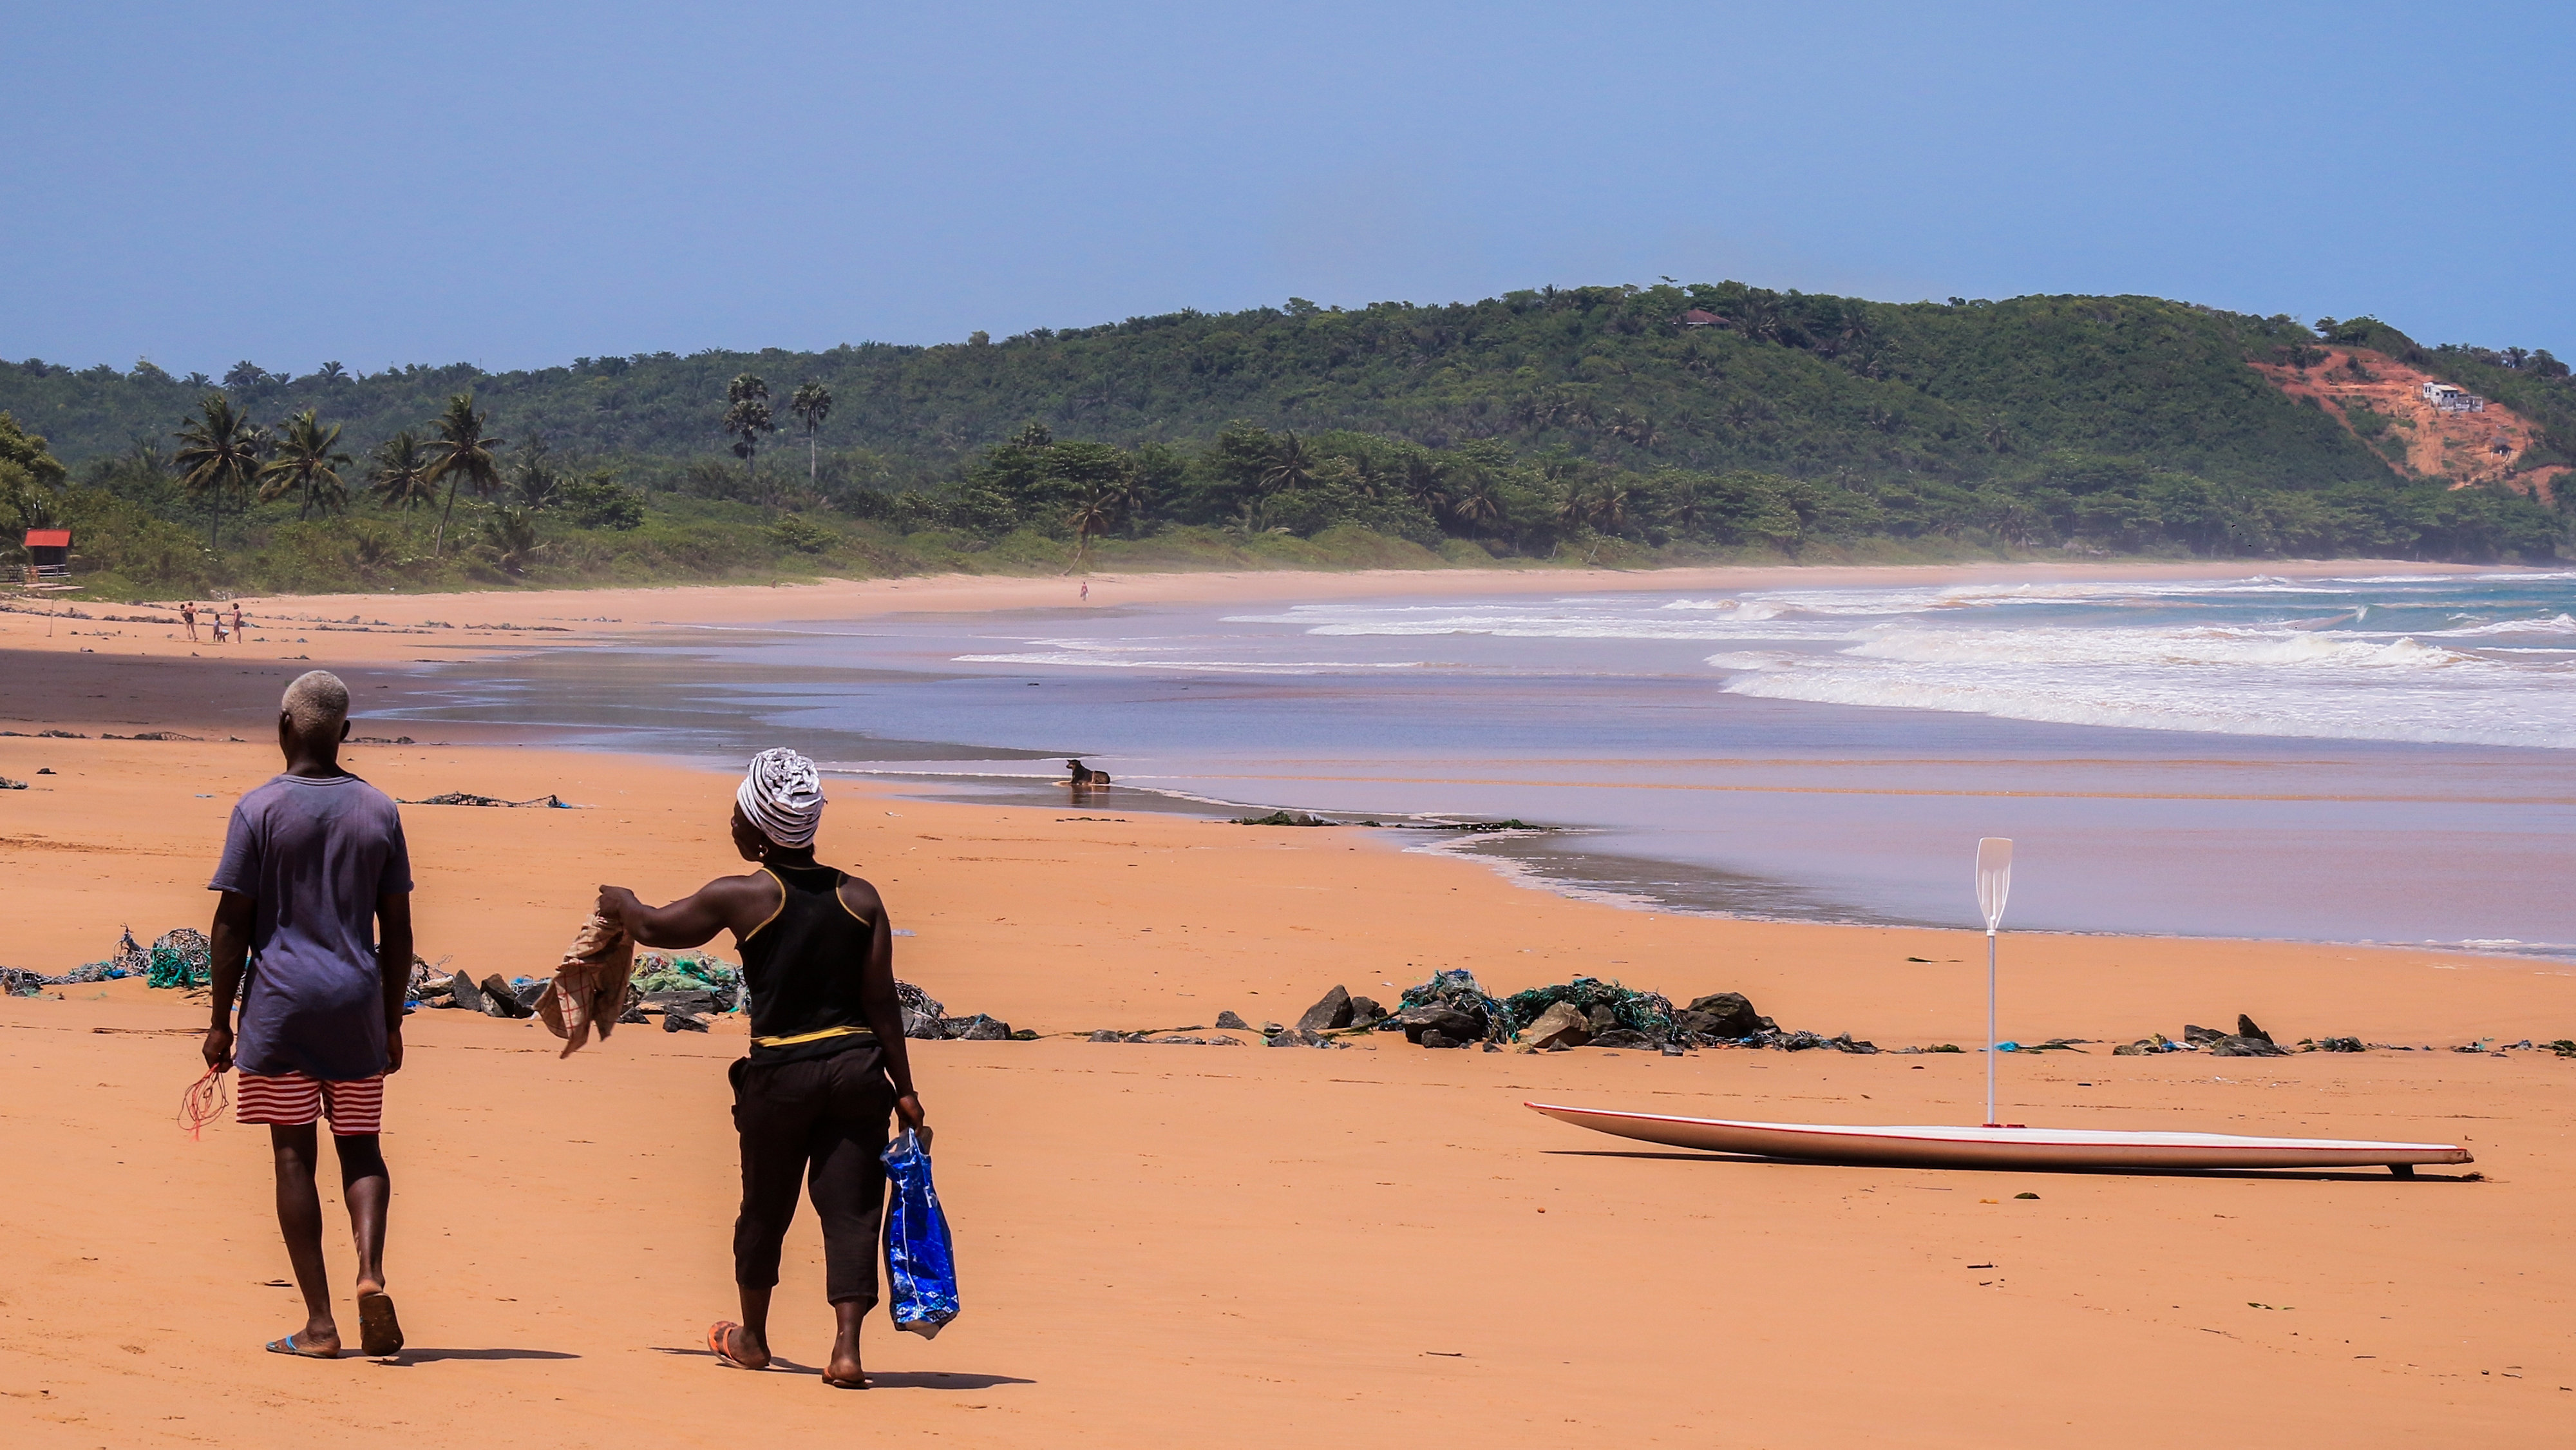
[880,1128,960,1338]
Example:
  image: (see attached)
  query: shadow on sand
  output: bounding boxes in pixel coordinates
[379,1348,582,1366]
[1542,1149,2485,1183]
[652,1346,1033,1388]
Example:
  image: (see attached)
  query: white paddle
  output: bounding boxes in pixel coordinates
[1975,837,2014,1127]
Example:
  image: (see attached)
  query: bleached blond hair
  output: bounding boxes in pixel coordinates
[281,670,351,736]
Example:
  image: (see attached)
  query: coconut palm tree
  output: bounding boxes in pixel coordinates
[1446,474,1505,533]
[173,394,265,548]
[424,392,504,557]
[477,507,547,577]
[1067,486,1118,568]
[723,374,775,486]
[1259,432,1314,494]
[790,381,832,482]
[260,410,352,520]
[369,431,438,513]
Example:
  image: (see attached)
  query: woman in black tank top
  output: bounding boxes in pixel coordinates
[600,753,923,1389]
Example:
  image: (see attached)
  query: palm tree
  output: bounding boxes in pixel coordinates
[1259,432,1314,494]
[1067,486,1118,568]
[370,431,438,513]
[424,392,504,557]
[173,394,265,548]
[723,374,775,486]
[477,507,547,577]
[260,409,352,520]
[790,381,832,483]
[1447,475,1504,533]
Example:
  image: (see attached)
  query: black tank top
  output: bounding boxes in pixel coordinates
[740,862,876,1062]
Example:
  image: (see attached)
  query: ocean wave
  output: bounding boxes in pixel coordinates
[1702,651,1796,671]
[954,650,1428,674]
[1720,666,2576,748]
[2424,613,2576,638]
[1841,625,2492,672]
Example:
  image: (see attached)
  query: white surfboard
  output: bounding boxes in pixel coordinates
[1526,1102,2473,1174]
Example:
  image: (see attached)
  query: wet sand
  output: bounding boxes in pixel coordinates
[3,736,2571,1446]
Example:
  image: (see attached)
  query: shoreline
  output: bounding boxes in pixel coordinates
[1,555,2526,669]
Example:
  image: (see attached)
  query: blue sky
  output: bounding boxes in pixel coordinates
[7,2,2571,375]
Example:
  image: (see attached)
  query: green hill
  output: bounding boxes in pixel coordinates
[4,282,2570,596]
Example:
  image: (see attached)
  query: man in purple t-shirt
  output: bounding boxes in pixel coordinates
[204,670,415,1360]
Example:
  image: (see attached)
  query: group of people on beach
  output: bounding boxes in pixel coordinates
[203,671,921,1384]
[180,600,244,644]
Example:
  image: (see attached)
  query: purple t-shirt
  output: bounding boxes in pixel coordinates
[209,774,413,1080]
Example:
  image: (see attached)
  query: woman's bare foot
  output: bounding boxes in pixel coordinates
[822,1301,866,1386]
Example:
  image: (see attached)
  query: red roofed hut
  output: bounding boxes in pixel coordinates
[23,528,70,582]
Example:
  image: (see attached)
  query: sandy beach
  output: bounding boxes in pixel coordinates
[4,566,2571,1446]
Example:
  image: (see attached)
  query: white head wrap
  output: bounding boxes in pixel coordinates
[737,748,824,849]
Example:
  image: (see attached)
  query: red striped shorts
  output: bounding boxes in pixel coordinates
[235,1072,386,1134]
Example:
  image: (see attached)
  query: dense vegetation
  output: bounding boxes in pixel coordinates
[3,283,2568,597]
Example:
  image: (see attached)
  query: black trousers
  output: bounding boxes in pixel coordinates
[729,1044,894,1306]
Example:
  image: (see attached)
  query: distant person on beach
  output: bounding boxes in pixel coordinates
[1080,580,1089,602]
[597,747,923,1389]
[204,669,415,1359]
[181,601,198,642]
[232,602,245,640]
[212,612,230,644]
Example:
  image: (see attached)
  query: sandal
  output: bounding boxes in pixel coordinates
[265,1331,339,1359]
[708,1321,764,1371]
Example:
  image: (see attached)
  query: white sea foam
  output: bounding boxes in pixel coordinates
[955,649,1426,674]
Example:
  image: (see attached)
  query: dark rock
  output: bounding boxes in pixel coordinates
[643,989,717,1017]
[2315,1036,2365,1053]
[2181,1024,2227,1046]
[2210,1034,2288,1057]
[1088,1029,1124,1042]
[662,1011,709,1033]
[1215,1010,1251,1031]
[1589,1029,1656,1049]
[1260,1021,1283,1035]
[1683,993,1764,1038]
[1418,1029,1464,1049]
[618,1000,649,1025]
[945,1014,1012,1041]
[1585,1004,1620,1036]
[478,974,531,1018]
[2111,1040,2154,1056]
[1347,995,1384,1025]
[512,980,550,1012]
[1660,1042,1686,1057]
[1521,1001,1591,1049]
[446,971,485,1013]
[2236,1013,2274,1045]
[1394,1004,1485,1045]
[1770,1030,1830,1051]
[1268,1027,1322,1047]
[1297,985,1355,1033]
[1826,1033,1881,1054]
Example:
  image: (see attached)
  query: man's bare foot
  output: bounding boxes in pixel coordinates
[265,1325,341,1358]
[822,1350,866,1388]
[708,1321,770,1371]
